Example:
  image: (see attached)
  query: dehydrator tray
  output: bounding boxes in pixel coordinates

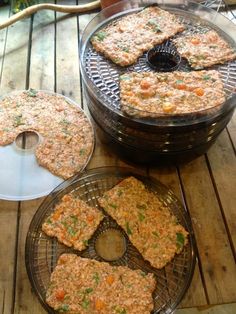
[80,0,236,124]
[25,167,196,314]
[0,90,95,201]
[80,0,236,162]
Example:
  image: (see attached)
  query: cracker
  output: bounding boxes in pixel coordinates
[99,176,188,269]
[120,70,225,118]
[46,254,156,314]
[174,30,236,69]
[42,194,104,251]
[91,6,184,66]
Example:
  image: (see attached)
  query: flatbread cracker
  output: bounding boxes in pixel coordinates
[91,6,184,66]
[99,176,188,269]
[46,254,156,314]
[42,194,104,251]
[174,30,236,69]
[120,70,225,118]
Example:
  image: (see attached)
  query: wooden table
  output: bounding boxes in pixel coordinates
[0,1,235,313]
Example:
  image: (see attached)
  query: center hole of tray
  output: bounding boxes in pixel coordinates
[95,229,126,261]
[15,131,40,150]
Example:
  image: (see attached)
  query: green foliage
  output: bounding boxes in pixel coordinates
[12,0,39,13]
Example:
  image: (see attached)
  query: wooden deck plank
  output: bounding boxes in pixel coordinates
[0,6,31,314]
[15,199,46,314]
[149,166,207,308]
[13,5,55,314]
[0,6,9,72]
[207,129,236,254]
[56,0,81,101]
[176,302,236,314]
[0,201,19,314]
[29,2,55,90]
[179,155,236,304]
[227,112,236,150]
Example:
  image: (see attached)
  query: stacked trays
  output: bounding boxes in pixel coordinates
[80,0,236,163]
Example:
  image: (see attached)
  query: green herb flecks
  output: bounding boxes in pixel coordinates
[60,119,71,126]
[136,203,147,211]
[120,75,131,81]
[79,148,86,156]
[140,271,147,277]
[138,212,145,222]
[152,231,159,238]
[13,114,24,127]
[67,226,77,237]
[111,57,122,64]
[117,189,123,196]
[108,203,117,209]
[195,54,205,60]
[203,75,211,80]
[62,128,71,136]
[176,232,185,250]
[3,128,10,132]
[70,215,78,224]
[83,239,89,247]
[27,88,37,97]
[93,272,100,284]
[175,79,184,84]
[116,308,127,314]
[84,287,93,294]
[126,222,132,235]
[117,43,129,53]
[46,218,53,224]
[61,221,69,229]
[147,19,162,32]
[94,31,107,41]
[122,47,129,52]
[81,299,90,309]
[58,304,69,312]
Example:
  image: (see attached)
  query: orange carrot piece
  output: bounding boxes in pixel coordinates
[87,215,94,223]
[95,299,106,310]
[176,83,187,90]
[106,275,115,285]
[140,80,151,89]
[55,288,65,301]
[194,87,204,96]
[191,38,200,45]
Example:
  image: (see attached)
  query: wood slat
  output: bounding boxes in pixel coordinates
[0,6,9,75]
[29,1,55,90]
[179,155,236,304]
[56,0,81,101]
[207,129,236,255]
[13,5,55,314]
[0,6,31,314]
[176,302,236,314]
[0,200,19,314]
[149,166,207,308]
[227,112,236,150]
[15,199,46,314]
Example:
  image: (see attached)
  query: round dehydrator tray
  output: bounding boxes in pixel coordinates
[25,167,196,314]
[80,0,236,162]
[0,90,95,201]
